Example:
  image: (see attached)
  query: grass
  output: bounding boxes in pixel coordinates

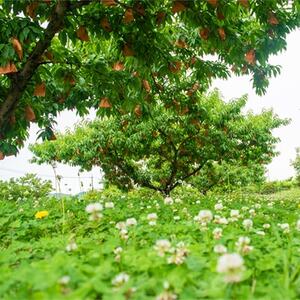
[1,187,300,299]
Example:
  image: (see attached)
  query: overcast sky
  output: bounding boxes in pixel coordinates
[0,30,299,194]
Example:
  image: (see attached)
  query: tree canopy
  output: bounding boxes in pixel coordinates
[30,90,287,194]
[0,0,299,158]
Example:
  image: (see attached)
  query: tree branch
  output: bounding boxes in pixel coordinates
[111,149,164,193]
[0,0,92,133]
[168,162,206,193]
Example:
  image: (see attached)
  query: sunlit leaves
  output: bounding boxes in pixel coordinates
[30,90,286,194]
[0,0,299,156]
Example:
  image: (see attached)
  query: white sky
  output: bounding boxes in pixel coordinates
[0,30,299,194]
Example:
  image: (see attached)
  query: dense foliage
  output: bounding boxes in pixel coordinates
[0,0,299,156]
[0,173,52,202]
[30,91,286,194]
[1,186,300,299]
[190,160,266,193]
[256,178,296,194]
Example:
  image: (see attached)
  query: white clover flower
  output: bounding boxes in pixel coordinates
[66,241,78,252]
[126,218,137,227]
[194,210,213,224]
[85,203,103,221]
[112,272,129,287]
[237,236,251,245]
[173,216,180,221]
[167,251,186,265]
[147,213,158,225]
[120,228,129,240]
[58,275,70,285]
[85,203,103,213]
[213,227,223,240]
[105,202,114,209]
[219,217,229,225]
[114,246,123,262]
[217,253,245,283]
[242,219,253,230]
[175,198,182,204]
[214,215,229,225]
[114,246,123,255]
[116,221,127,230]
[196,200,201,204]
[214,203,223,211]
[254,203,261,209]
[296,220,300,231]
[249,209,256,217]
[156,291,177,300]
[236,236,253,255]
[164,196,174,205]
[147,213,158,220]
[263,223,271,229]
[154,239,172,257]
[278,223,290,234]
[167,242,188,265]
[120,229,128,235]
[268,202,274,207]
[230,210,240,220]
[214,244,227,254]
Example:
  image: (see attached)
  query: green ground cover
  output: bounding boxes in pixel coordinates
[1,187,300,300]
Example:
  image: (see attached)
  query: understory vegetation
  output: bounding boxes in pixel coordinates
[1,182,300,300]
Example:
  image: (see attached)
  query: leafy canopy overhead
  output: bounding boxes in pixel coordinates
[31,90,287,194]
[0,0,299,157]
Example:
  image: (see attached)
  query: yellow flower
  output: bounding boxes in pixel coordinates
[35,210,49,219]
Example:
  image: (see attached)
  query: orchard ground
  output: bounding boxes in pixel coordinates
[1,185,300,300]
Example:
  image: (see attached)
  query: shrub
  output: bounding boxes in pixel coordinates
[0,173,52,202]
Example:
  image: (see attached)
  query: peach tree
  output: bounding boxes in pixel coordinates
[0,0,299,157]
[30,91,286,195]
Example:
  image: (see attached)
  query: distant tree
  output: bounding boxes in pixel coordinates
[291,147,300,185]
[0,173,52,201]
[0,0,299,157]
[30,90,286,195]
